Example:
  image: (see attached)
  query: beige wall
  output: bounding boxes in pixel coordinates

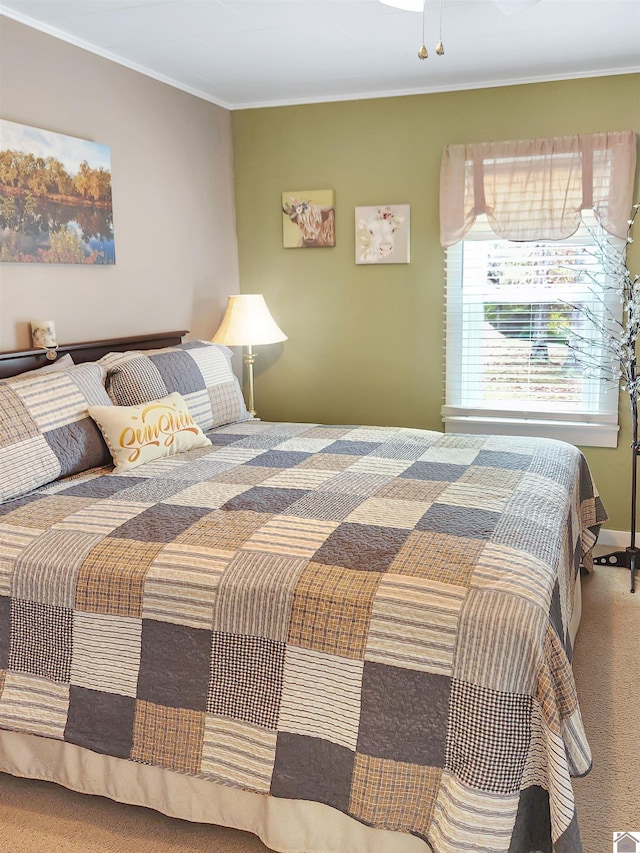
[0,17,238,350]
[232,75,640,532]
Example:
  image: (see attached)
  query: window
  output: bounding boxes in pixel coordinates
[439,131,636,448]
[443,214,622,446]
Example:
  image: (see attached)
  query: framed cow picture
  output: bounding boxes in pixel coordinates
[355,204,410,265]
[282,189,335,248]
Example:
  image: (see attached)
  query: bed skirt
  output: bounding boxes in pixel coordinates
[0,729,426,853]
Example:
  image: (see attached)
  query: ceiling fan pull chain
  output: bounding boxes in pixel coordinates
[436,0,445,55]
[418,1,428,59]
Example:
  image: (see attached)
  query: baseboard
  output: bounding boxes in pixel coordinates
[596,528,630,549]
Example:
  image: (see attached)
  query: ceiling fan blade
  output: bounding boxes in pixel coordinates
[378,0,424,10]
[378,0,541,13]
[490,0,542,14]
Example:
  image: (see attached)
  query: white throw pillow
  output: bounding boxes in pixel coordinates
[88,392,211,473]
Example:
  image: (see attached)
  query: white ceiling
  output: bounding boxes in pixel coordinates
[1,0,638,110]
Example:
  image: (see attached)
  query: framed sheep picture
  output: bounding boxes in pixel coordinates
[282,189,335,248]
[355,204,410,265]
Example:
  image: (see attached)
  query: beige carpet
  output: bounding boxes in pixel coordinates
[0,562,637,853]
[572,558,640,852]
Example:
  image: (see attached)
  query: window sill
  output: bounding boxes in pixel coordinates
[442,414,619,448]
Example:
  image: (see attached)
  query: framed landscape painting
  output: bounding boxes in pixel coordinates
[355,204,410,264]
[0,119,115,264]
[282,189,335,248]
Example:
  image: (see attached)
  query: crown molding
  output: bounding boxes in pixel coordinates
[231,66,640,110]
[0,7,234,110]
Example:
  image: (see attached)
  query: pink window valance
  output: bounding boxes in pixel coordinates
[439,131,637,247]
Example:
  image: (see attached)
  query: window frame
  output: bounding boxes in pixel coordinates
[442,215,622,448]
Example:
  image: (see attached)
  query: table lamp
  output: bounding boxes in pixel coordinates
[212,294,287,417]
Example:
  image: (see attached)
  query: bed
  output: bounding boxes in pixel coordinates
[0,331,606,853]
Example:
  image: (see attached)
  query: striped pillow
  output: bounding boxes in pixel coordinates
[103,341,252,431]
[0,363,112,503]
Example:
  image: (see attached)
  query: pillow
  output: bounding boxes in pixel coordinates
[17,353,75,376]
[88,392,212,472]
[102,341,251,431]
[0,362,112,503]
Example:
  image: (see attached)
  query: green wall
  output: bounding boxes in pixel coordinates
[231,74,640,532]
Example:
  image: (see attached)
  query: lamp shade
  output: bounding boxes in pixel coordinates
[212,294,287,347]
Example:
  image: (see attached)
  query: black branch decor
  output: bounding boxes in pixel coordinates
[567,203,640,591]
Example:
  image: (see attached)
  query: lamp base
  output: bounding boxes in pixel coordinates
[593,547,637,593]
[243,347,257,418]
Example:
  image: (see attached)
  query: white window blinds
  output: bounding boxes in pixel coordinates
[442,214,622,446]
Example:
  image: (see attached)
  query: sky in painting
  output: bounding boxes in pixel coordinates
[0,119,111,177]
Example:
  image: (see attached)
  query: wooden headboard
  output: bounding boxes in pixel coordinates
[0,330,188,379]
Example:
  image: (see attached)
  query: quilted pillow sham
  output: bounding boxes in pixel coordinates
[103,341,252,431]
[88,392,212,473]
[0,362,112,503]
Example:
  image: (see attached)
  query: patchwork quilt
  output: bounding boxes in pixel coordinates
[0,421,606,853]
